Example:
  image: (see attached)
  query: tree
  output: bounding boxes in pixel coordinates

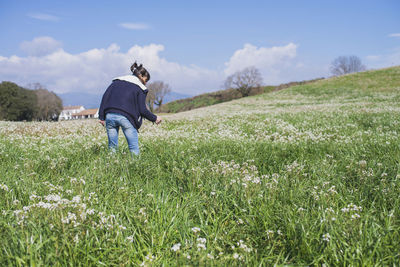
[224,66,263,97]
[330,56,366,76]
[147,81,171,108]
[0,81,38,121]
[27,83,63,121]
[145,86,156,112]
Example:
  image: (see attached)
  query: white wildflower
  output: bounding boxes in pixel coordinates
[322,233,331,242]
[0,184,9,191]
[45,194,61,202]
[233,253,241,259]
[29,194,39,200]
[171,243,181,252]
[87,209,95,215]
[358,160,367,167]
[126,235,134,243]
[145,254,154,261]
[191,227,201,233]
[197,237,206,250]
[72,195,81,203]
[139,208,146,216]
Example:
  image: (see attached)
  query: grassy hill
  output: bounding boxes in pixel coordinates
[1,66,399,265]
[158,78,324,113]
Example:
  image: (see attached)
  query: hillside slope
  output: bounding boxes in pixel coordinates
[161,66,400,121]
[158,78,324,113]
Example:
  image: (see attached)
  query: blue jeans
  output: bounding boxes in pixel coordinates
[105,113,139,155]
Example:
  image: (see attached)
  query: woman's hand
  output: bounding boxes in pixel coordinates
[99,120,105,126]
[155,116,162,125]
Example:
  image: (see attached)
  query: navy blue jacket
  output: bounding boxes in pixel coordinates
[98,77,157,130]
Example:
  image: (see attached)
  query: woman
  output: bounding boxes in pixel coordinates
[98,62,162,155]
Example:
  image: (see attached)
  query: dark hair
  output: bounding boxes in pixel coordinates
[130,62,150,82]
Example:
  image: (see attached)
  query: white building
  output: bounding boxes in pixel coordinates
[71,108,99,119]
[58,106,85,121]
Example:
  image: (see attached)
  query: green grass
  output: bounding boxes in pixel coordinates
[1,66,400,265]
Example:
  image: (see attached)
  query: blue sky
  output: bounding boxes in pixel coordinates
[0,0,399,95]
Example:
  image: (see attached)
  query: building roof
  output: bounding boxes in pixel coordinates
[63,105,84,110]
[73,108,99,116]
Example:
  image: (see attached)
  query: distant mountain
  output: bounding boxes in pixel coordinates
[58,91,191,109]
[164,91,192,103]
[58,92,102,109]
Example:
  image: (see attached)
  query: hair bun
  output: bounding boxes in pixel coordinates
[131,62,144,73]
[130,62,150,81]
[131,62,138,73]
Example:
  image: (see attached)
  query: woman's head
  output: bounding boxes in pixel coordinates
[131,62,150,84]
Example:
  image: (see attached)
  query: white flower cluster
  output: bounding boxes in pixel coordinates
[311,182,339,201]
[137,207,148,223]
[229,239,254,261]
[0,183,9,192]
[139,253,155,267]
[196,237,207,251]
[322,233,331,242]
[285,160,304,173]
[171,243,181,252]
[236,239,252,253]
[12,191,126,231]
[341,203,362,220]
[212,160,265,189]
[191,227,201,233]
[341,203,362,213]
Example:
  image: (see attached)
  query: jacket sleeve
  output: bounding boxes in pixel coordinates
[98,85,111,121]
[138,90,157,122]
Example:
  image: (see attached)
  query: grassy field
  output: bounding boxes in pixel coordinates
[1,66,400,266]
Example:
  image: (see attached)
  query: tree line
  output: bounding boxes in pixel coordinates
[0,81,63,121]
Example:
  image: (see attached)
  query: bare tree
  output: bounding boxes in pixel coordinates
[145,86,155,112]
[147,81,171,108]
[26,83,63,121]
[330,56,366,76]
[224,66,263,97]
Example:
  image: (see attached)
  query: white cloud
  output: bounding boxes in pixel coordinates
[119,23,150,30]
[20,36,63,57]
[0,39,334,96]
[389,33,400,38]
[0,40,220,95]
[224,43,327,85]
[224,43,297,76]
[28,13,59,21]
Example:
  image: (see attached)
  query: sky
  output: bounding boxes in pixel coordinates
[0,0,399,95]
